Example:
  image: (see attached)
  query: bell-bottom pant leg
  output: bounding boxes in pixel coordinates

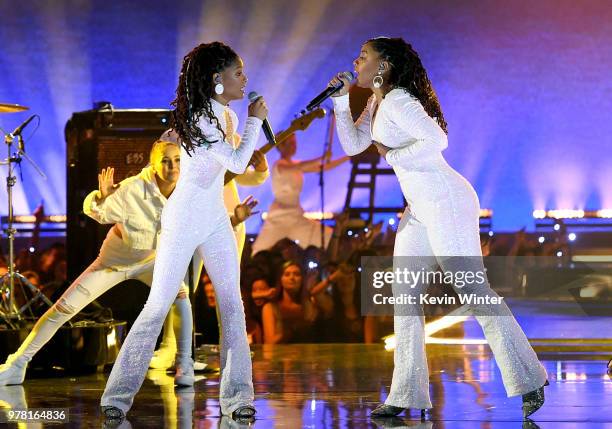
[196,221,253,415]
[101,230,197,413]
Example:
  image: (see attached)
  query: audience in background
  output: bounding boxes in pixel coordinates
[3,213,601,345]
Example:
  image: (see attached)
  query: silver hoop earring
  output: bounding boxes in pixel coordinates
[373,73,384,89]
[214,82,225,95]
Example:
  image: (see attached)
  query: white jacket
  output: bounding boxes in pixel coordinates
[84,165,165,250]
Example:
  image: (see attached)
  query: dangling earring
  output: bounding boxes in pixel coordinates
[214,78,224,95]
[373,65,384,89]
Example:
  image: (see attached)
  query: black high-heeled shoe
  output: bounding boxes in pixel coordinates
[371,404,431,420]
[522,380,549,418]
[101,405,125,428]
[371,403,404,417]
[101,405,125,419]
[231,405,256,421]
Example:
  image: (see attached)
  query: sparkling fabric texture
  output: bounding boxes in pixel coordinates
[333,91,547,408]
[101,99,261,415]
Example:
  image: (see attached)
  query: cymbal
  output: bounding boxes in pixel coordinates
[0,103,29,113]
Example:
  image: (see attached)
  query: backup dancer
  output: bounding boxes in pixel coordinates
[0,141,197,386]
[251,133,348,254]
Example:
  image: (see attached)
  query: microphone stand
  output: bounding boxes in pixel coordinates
[318,108,336,252]
[1,126,51,328]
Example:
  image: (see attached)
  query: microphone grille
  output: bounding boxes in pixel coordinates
[341,71,356,81]
[248,91,260,102]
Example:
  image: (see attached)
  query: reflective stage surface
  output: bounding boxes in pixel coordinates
[0,341,610,428]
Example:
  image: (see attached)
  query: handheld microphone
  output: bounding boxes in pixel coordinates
[306,71,355,111]
[11,114,37,136]
[248,91,275,144]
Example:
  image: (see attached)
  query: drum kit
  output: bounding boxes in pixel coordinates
[0,103,52,328]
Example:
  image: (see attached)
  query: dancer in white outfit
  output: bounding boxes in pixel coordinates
[329,37,548,419]
[100,41,267,422]
[150,128,268,370]
[0,140,199,386]
[251,133,348,254]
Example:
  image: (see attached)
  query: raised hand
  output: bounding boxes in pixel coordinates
[233,195,259,225]
[97,167,120,201]
[329,73,351,97]
[248,96,268,121]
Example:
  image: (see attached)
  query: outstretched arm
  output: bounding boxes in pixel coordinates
[83,167,125,224]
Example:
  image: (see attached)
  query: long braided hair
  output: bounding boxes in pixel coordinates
[171,42,239,153]
[367,37,448,134]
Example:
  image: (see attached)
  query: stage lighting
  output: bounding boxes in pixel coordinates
[488,231,494,237]
[557,251,563,257]
[389,218,396,226]
[554,224,561,231]
[538,236,545,243]
[568,233,577,241]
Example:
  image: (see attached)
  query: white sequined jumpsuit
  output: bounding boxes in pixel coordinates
[101,98,261,415]
[333,90,547,409]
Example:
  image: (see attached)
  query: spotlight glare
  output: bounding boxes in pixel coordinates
[488,231,494,237]
[347,230,353,236]
[553,224,561,231]
[388,218,396,226]
[556,251,563,257]
[568,233,576,241]
[538,236,545,243]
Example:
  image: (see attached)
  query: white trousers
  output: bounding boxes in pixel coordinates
[11,259,191,363]
[386,170,548,409]
[101,211,252,416]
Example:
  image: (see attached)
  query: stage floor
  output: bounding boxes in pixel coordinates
[0,343,610,428]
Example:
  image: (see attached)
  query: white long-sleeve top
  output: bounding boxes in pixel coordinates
[159,126,268,216]
[160,98,261,235]
[83,166,164,269]
[177,99,261,189]
[332,89,448,168]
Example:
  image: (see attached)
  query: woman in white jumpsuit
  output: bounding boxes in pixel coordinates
[150,128,268,370]
[329,37,548,420]
[100,41,267,421]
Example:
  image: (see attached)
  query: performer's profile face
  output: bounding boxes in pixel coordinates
[152,144,180,184]
[353,43,381,89]
[214,57,248,101]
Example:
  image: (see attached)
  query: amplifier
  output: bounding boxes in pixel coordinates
[65,108,171,278]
